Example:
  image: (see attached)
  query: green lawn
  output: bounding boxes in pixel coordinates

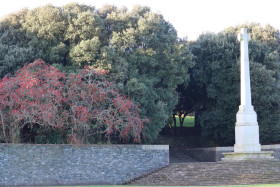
[171,115,195,127]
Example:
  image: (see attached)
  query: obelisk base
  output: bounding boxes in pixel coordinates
[222,106,275,161]
[222,151,274,161]
[234,124,261,152]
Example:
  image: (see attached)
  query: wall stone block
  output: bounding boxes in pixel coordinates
[0,144,169,186]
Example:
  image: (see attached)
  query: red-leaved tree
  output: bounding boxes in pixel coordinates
[0,60,148,144]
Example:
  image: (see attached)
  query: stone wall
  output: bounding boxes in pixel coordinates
[0,144,169,186]
[185,144,280,162]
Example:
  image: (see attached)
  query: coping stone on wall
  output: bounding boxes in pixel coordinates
[142,145,169,150]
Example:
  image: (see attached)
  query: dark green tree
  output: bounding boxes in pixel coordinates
[96,6,193,142]
[187,23,280,146]
[0,3,193,143]
[0,9,34,76]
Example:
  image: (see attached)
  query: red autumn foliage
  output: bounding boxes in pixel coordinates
[0,60,148,144]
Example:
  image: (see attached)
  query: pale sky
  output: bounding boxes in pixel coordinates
[0,0,279,41]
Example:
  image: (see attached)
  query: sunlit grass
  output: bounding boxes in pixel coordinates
[171,115,195,127]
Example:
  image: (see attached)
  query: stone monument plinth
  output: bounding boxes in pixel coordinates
[222,28,274,161]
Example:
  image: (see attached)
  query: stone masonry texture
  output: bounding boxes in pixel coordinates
[0,144,169,186]
[185,145,280,162]
[128,161,280,186]
[128,146,280,186]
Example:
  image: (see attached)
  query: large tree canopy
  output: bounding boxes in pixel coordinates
[186,23,280,146]
[0,3,193,143]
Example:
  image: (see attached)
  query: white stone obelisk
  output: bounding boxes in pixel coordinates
[234,28,261,153]
[222,28,274,161]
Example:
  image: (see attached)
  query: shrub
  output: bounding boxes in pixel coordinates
[0,60,148,144]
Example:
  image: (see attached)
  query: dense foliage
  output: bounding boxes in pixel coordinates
[0,3,193,143]
[0,60,148,144]
[2,3,280,146]
[185,23,280,146]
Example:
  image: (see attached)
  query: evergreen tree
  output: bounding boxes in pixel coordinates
[0,3,193,143]
[187,23,280,145]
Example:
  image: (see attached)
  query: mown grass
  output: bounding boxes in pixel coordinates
[171,115,195,127]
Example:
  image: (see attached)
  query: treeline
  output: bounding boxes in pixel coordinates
[0,3,280,145]
[0,3,193,144]
[188,24,280,145]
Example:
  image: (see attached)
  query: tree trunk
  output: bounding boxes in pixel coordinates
[172,113,177,130]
